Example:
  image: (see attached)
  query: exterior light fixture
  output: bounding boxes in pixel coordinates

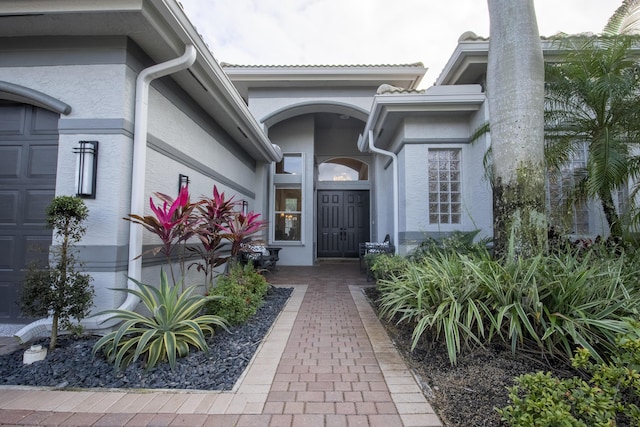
[178,174,190,192]
[74,140,98,198]
[242,200,248,215]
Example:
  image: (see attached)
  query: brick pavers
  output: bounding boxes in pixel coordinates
[0,262,443,426]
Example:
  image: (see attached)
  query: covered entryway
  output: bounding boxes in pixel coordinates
[0,103,59,322]
[317,190,370,258]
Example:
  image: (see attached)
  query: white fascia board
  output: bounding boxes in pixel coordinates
[0,0,143,14]
[225,65,427,90]
[359,87,486,152]
[147,0,281,162]
[435,41,490,86]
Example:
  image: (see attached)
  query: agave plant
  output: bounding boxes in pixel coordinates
[92,270,227,372]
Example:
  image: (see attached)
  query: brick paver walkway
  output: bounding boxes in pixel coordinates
[0,262,442,426]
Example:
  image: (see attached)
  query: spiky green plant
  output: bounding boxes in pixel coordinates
[92,270,227,371]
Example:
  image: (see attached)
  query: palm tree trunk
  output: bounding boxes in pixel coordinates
[599,189,623,240]
[487,0,547,257]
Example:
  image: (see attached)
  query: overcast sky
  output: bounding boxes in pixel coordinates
[179,0,620,86]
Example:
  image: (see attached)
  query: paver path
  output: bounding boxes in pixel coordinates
[0,263,442,426]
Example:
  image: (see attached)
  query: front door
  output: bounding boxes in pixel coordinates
[317,190,369,258]
[0,103,59,322]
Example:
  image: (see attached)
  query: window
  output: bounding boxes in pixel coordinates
[547,143,589,234]
[276,153,302,175]
[428,149,461,224]
[318,158,368,181]
[275,187,301,241]
[273,153,304,242]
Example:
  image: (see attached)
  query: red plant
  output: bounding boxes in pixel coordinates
[126,187,197,282]
[189,186,239,284]
[218,211,267,257]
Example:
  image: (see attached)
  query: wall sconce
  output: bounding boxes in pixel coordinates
[178,174,190,192]
[73,140,98,199]
[241,200,248,216]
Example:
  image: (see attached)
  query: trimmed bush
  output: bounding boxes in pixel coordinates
[205,263,269,325]
[498,326,640,426]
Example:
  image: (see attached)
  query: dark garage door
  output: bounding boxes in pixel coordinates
[0,102,59,322]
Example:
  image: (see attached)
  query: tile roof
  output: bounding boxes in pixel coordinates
[220,62,425,68]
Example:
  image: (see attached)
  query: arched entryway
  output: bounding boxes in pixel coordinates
[0,102,60,322]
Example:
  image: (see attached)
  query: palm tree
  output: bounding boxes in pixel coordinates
[544,25,640,240]
[486,0,547,257]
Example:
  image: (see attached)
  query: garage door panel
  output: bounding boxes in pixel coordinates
[27,144,58,179]
[0,237,15,270]
[24,189,54,224]
[0,191,19,225]
[32,108,60,134]
[23,235,50,268]
[0,103,58,322]
[0,146,22,179]
[0,105,25,135]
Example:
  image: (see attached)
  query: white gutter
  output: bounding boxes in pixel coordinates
[367,130,399,254]
[15,45,197,342]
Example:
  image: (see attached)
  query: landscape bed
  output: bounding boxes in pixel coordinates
[0,286,292,391]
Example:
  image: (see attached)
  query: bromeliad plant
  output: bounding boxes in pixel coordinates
[92,269,227,372]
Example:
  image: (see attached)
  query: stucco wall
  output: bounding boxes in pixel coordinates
[0,37,264,313]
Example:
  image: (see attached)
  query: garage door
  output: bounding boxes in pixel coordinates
[0,102,59,322]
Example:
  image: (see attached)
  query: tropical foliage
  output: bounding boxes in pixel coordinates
[21,196,94,349]
[126,185,266,287]
[375,238,640,365]
[92,270,227,372]
[545,33,640,240]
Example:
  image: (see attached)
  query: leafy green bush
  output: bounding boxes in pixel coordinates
[205,263,269,325]
[92,270,227,371]
[498,326,640,426]
[407,230,490,261]
[365,253,409,281]
[377,251,489,365]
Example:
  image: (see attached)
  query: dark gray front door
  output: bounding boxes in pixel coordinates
[0,103,59,322]
[317,190,369,258]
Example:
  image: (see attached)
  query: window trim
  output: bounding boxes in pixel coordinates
[271,152,305,245]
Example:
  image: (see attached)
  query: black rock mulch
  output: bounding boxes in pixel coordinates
[0,286,293,391]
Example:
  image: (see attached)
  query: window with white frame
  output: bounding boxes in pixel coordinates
[274,187,302,241]
[274,153,303,242]
[428,149,461,224]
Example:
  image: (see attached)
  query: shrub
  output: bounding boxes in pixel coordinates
[498,326,640,426]
[205,263,268,325]
[377,251,489,365]
[406,230,490,261]
[92,270,227,372]
[365,253,409,281]
[376,242,640,365]
[21,196,94,349]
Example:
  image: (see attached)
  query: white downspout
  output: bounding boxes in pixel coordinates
[368,130,399,254]
[15,45,197,342]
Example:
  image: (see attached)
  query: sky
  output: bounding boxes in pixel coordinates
[179,0,621,86]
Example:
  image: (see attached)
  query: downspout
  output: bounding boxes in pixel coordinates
[15,45,197,342]
[368,130,399,254]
